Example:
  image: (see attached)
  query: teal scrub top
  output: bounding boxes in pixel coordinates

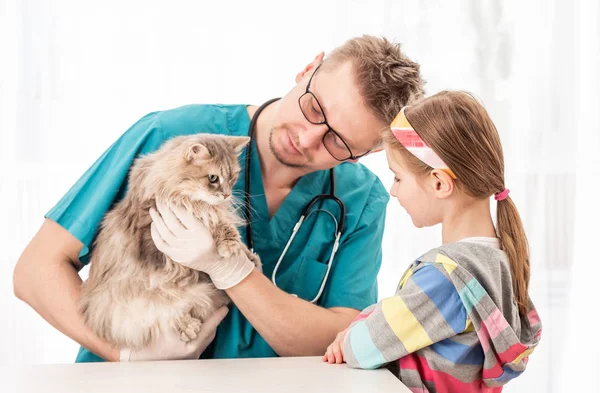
[45,104,389,363]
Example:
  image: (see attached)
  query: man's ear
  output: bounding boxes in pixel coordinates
[430,169,455,199]
[295,52,325,84]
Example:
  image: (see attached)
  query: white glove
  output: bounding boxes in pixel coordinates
[120,306,229,362]
[149,201,255,289]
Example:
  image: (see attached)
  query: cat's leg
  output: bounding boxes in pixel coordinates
[184,281,230,341]
[169,280,229,343]
[240,242,262,271]
[213,222,242,258]
[174,313,202,342]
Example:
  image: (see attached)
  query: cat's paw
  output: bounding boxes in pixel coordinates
[180,318,202,342]
[244,247,262,270]
[216,239,240,258]
[175,315,202,342]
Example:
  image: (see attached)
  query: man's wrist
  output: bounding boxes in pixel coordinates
[211,255,256,290]
[118,347,130,362]
[101,344,121,362]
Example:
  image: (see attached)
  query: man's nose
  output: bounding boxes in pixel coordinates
[298,123,328,150]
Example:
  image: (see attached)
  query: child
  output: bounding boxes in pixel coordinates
[323,91,542,392]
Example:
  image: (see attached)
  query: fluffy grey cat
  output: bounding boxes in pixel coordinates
[78,133,259,351]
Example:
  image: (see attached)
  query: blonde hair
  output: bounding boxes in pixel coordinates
[324,35,425,124]
[384,91,530,315]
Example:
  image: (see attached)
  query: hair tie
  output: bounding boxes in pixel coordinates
[495,188,510,201]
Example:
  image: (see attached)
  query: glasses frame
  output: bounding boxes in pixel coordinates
[298,64,371,161]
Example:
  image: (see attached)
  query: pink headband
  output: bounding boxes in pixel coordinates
[390,107,456,179]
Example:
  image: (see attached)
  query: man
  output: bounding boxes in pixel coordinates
[13,35,424,362]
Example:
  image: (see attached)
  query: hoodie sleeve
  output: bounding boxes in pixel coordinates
[343,263,468,369]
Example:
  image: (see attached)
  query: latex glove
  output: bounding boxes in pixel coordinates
[323,328,348,364]
[149,202,255,289]
[149,201,219,269]
[120,306,229,362]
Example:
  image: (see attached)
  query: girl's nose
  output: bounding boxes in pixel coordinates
[389,183,398,198]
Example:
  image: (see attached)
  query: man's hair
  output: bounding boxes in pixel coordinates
[324,35,425,124]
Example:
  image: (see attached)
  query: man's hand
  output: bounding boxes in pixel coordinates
[150,202,255,289]
[323,328,348,364]
[149,201,219,269]
[120,306,229,362]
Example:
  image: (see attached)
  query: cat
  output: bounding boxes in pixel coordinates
[78,133,259,351]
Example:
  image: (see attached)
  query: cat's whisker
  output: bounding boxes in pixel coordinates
[229,195,260,220]
[232,190,266,198]
[231,191,265,209]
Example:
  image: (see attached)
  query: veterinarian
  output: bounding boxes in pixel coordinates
[13,35,424,362]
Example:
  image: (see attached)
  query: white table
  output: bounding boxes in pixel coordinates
[0,356,411,393]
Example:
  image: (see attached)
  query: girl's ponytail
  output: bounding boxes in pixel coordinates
[496,195,530,315]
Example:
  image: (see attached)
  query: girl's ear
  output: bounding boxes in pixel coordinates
[430,169,455,199]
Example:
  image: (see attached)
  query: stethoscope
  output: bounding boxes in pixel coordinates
[244,98,346,303]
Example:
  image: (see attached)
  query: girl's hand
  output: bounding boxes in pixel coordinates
[322,329,348,364]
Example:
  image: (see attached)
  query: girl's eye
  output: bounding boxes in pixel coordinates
[208,174,219,184]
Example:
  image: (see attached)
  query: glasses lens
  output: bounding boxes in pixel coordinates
[299,93,325,124]
[323,130,351,161]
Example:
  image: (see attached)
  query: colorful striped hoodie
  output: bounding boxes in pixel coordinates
[343,239,542,392]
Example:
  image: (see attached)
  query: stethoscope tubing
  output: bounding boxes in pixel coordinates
[244,98,346,303]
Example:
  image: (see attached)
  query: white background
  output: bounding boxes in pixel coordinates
[1,1,599,392]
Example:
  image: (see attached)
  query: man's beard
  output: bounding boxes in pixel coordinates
[268,129,307,169]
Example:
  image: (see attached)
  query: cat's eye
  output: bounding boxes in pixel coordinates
[208,174,219,184]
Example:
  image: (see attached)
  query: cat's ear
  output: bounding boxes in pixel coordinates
[229,136,251,155]
[185,143,210,162]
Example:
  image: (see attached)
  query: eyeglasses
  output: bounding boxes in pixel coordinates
[298,64,371,161]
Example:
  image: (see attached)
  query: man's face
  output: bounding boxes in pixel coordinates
[268,60,386,171]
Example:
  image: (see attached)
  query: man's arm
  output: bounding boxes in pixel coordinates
[13,219,120,361]
[224,182,389,357]
[150,175,390,358]
[225,268,358,357]
[150,204,357,356]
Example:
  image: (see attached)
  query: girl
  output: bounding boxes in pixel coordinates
[323,91,542,392]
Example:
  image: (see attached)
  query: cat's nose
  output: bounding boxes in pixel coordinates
[223,193,230,199]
